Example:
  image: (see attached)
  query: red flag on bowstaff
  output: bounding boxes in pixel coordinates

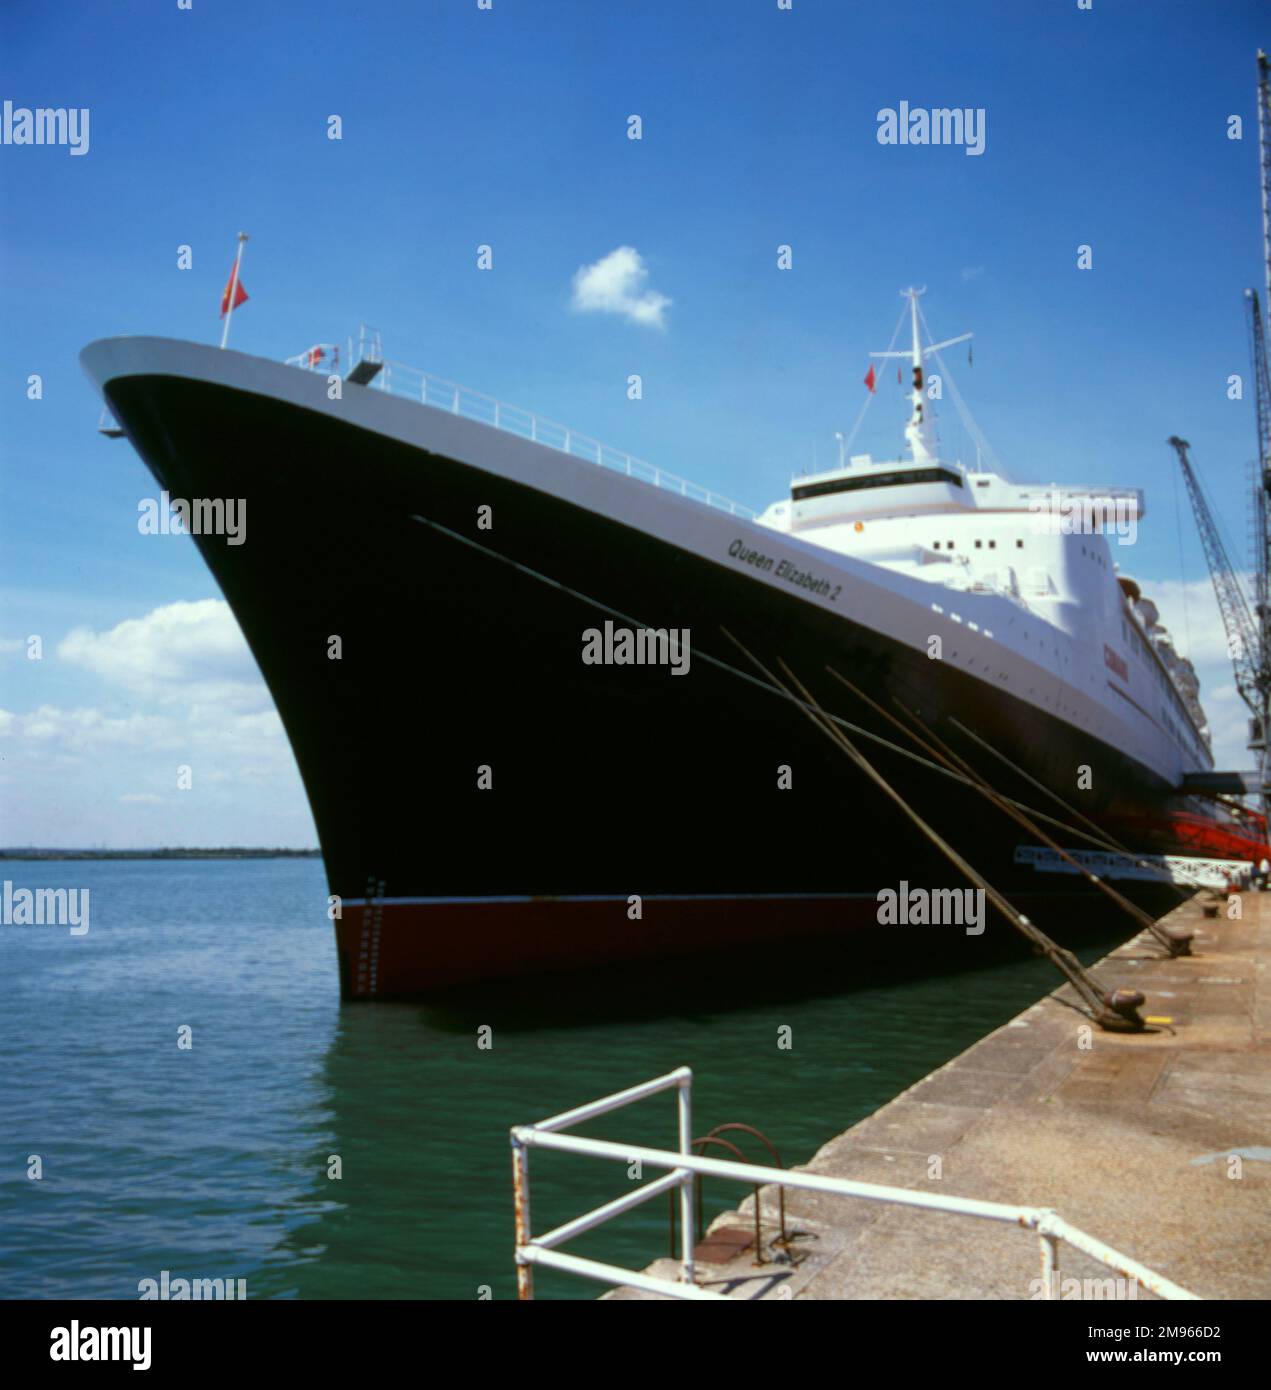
[219,265,248,317]
[863,363,876,393]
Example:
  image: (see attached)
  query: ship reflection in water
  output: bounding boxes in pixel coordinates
[258,875,1152,1299]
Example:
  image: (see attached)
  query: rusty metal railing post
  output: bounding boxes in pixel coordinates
[677,1071,695,1287]
[511,1128,534,1301]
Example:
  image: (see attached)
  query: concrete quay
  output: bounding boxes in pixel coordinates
[613,890,1270,1300]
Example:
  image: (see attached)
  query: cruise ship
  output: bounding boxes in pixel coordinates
[81,290,1267,997]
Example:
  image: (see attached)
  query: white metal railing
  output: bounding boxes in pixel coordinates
[510,1067,1199,1302]
[294,336,755,520]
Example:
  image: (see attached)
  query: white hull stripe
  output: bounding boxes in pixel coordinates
[79,336,1208,787]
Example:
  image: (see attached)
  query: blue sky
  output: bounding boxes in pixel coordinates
[1,0,1268,846]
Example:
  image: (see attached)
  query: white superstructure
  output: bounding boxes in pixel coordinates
[82,303,1215,791]
[754,289,1211,768]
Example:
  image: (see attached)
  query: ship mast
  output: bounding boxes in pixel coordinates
[871,287,972,466]
[904,287,933,463]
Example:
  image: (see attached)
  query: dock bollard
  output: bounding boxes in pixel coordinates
[1162,924,1194,956]
[1098,988,1147,1032]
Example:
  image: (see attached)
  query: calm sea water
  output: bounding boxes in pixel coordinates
[0,858,1131,1300]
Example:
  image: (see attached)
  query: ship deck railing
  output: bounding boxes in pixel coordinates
[287,344,757,521]
[509,1066,1199,1301]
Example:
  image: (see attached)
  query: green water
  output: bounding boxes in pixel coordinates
[0,857,1133,1299]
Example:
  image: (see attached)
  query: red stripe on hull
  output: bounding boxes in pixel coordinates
[336,897,882,998]
[1107,814,1269,864]
[332,891,1166,999]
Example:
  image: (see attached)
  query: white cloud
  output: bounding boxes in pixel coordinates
[58,599,268,712]
[960,265,986,283]
[2,701,288,764]
[0,698,309,846]
[571,246,671,329]
[1,600,315,847]
[1138,574,1254,668]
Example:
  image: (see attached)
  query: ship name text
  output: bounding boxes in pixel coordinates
[728,539,839,600]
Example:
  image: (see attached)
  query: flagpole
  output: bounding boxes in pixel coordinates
[219,231,249,350]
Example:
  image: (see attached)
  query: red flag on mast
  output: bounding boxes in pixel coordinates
[863,363,876,393]
[219,264,248,317]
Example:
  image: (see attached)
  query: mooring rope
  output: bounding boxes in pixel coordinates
[718,629,1148,1031]
[948,717,1213,899]
[820,665,1191,958]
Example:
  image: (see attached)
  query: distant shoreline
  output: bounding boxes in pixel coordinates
[0,848,322,861]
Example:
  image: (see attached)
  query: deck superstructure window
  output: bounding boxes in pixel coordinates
[791,466,964,502]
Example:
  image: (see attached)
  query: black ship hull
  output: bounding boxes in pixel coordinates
[85,344,1248,997]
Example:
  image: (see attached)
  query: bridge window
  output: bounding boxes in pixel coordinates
[791,467,964,501]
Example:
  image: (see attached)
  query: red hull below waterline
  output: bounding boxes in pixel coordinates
[333,887,1190,1000]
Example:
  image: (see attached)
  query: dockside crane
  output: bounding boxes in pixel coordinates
[1167,436,1263,728]
[1247,288,1271,710]
[1168,53,1271,815]
[1246,49,1271,805]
